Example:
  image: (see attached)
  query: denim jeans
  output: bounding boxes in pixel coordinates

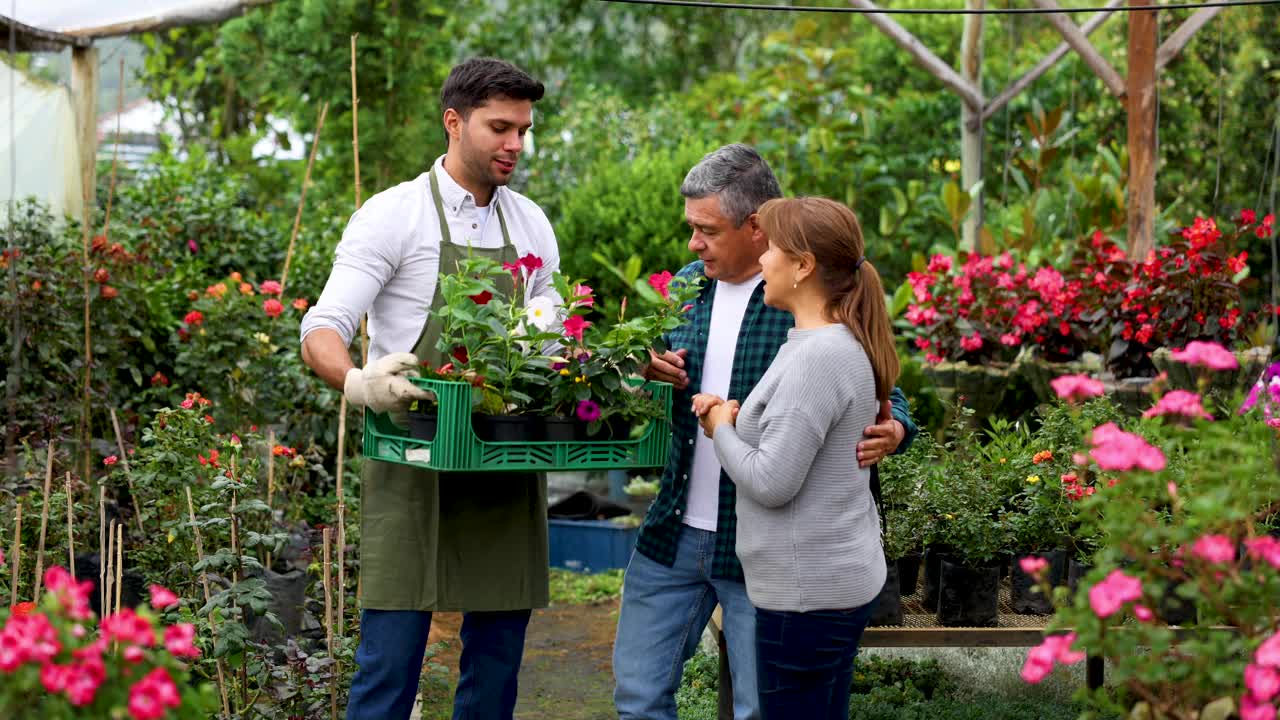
[754,601,877,720]
[613,526,760,720]
[346,608,531,720]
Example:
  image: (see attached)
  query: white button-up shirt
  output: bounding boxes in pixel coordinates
[300,156,561,363]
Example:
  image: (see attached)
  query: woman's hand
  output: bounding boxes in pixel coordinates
[699,399,740,438]
[691,393,725,418]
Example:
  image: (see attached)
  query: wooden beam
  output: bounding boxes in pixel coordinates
[61,0,275,39]
[1156,6,1225,72]
[1126,0,1159,260]
[847,0,985,110]
[960,0,985,251]
[70,46,99,222]
[982,0,1123,122]
[1032,0,1128,98]
[0,15,91,51]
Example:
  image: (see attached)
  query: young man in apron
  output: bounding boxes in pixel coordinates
[300,58,559,720]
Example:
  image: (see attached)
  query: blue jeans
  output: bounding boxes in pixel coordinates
[613,526,760,720]
[346,608,532,720]
[754,601,877,720]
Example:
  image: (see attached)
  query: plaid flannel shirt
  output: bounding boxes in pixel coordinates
[635,261,920,581]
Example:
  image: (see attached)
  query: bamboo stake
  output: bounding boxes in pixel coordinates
[32,441,55,601]
[280,102,328,295]
[114,523,122,615]
[103,519,114,618]
[323,527,336,720]
[98,486,105,615]
[186,486,231,718]
[265,430,275,573]
[9,500,21,606]
[109,408,145,533]
[335,412,346,638]
[350,35,362,210]
[346,32,363,614]
[102,56,125,238]
[65,474,75,580]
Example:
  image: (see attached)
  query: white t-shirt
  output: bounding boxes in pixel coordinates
[684,274,763,532]
[299,156,560,362]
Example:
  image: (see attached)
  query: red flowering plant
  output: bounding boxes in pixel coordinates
[1018,348,1280,719]
[0,568,218,718]
[1080,214,1264,379]
[902,251,1092,365]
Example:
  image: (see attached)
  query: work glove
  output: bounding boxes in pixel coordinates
[343,352,433,414]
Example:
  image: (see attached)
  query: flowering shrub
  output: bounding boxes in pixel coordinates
[903,212,1270,377]
[1019,346,1280,719]
[0,568,217,718]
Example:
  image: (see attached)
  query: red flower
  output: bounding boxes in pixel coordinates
[11,601,35,617]
[151,372,169,387]
[292,298,308,311]
[1240,209,1257,225]
[959,332,983,353]
[103,455,119,467]
[562,314,591,343]
[452,346,469,364]
[1228,252,1249,274]
[518,254,543,271]
[648,271,673,300]
[93,268,109,284]
[100,286,118,300]
[183,310,204,327]
[263,298,284,318]
[271,445,297,458]
[469,290,493,305]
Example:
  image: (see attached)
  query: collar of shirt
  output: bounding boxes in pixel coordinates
[431,155,503,217]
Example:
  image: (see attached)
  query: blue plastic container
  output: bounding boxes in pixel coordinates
[548,519,639,573]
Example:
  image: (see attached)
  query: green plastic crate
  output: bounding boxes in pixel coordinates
[362,376,673,472]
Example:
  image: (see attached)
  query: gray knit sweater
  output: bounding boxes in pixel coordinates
[712,323,886,612]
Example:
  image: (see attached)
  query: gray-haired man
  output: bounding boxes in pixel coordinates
[612,144,918,719]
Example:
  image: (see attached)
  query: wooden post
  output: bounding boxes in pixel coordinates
[1127,0,1159,260]
[114,523,123,615]
[65,474,76,580]
[104,519,115,617]
[186,487,232,718]
[960,0,985,251]
[71,46,98,487]
[98,486,106,615]
[9,500,21,606]
[32,442,55,601]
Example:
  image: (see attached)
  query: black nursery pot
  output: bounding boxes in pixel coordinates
[1157,580,1197,626]
[897,553,922,597]
[543,416,587,442]
[1010,549,1068,615]
[473,414,541,442]
[870,558,904,627]
[937,559,1001,627]
[922,545,955,613]
[407,408,438,442]
[1067,558,1093,594]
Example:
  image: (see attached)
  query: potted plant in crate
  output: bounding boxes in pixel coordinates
[433,255,561,441]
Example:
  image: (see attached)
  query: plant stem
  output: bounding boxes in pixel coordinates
[65,473,75,580]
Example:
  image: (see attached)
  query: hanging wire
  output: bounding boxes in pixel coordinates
[999,5,1015,206]
[598,0,1280,15]
[1210,14,1225,211]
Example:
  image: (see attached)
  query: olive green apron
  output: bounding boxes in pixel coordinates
[358,167,549,612]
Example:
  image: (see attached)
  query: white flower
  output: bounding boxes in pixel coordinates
[254,332,271,344]
[525,296,556,332]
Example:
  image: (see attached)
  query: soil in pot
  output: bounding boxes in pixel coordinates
[897,553,922,597]
[408,408,438,442]
[922,545,954,613]
[1010,549,1067,615]
[473,414,541,442]
[544,416,586,442]
[869,559,903,626]
[937,559,1000,627]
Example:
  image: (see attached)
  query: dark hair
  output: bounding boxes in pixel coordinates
[440,58,544,121]
[758,197,900,402]
[680,144,782,227]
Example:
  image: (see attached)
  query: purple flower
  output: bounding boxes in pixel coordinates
[576,400,601,423]
[1240,361,1280,416]
[187,239,199,254]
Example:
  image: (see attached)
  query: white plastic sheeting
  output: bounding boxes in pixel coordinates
[0,60,83,220]
[9,0,266,37]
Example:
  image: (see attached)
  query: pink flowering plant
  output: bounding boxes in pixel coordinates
[0,568,217,718]
[1020,350,1280,719]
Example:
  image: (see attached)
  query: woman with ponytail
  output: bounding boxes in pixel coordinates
[693,196,900,719]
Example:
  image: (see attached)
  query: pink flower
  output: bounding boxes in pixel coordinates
[1020,647,1054,684]
[63,657,104,705]
[905,304,938,326]
[1088,423,1166,472]
[1257,632,1280,668]
[102,608,155,647]
[128,667,181,720]
[1000,333,1022,347]
[258,280,282,295]
[1051,374,1105,403]
[1020,633,1084,684]
[41,662,70,692]
[648,271,673,300]
[576,400,602,423]
[263,298,284,318]
[187,239,198,254]
[44,566,95,620]
[103,455,119,466]
[164,623,201,658]
[1170,341,1239,371]
[927,254,953,273]
[572,284,594,308]
[1249,664,1280,702]
[1018,556,1048,577]
[1088,569,1143,618]
[1132,604,1154,622]
[562,315,591,343]
[1243,694,1278,720]
[1191,534,1236,564]
[149,585,179,610]
[959,332,983,353]
[0,613,61,670]
[1143,390,1213,420]
[1247,537,1280,570]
